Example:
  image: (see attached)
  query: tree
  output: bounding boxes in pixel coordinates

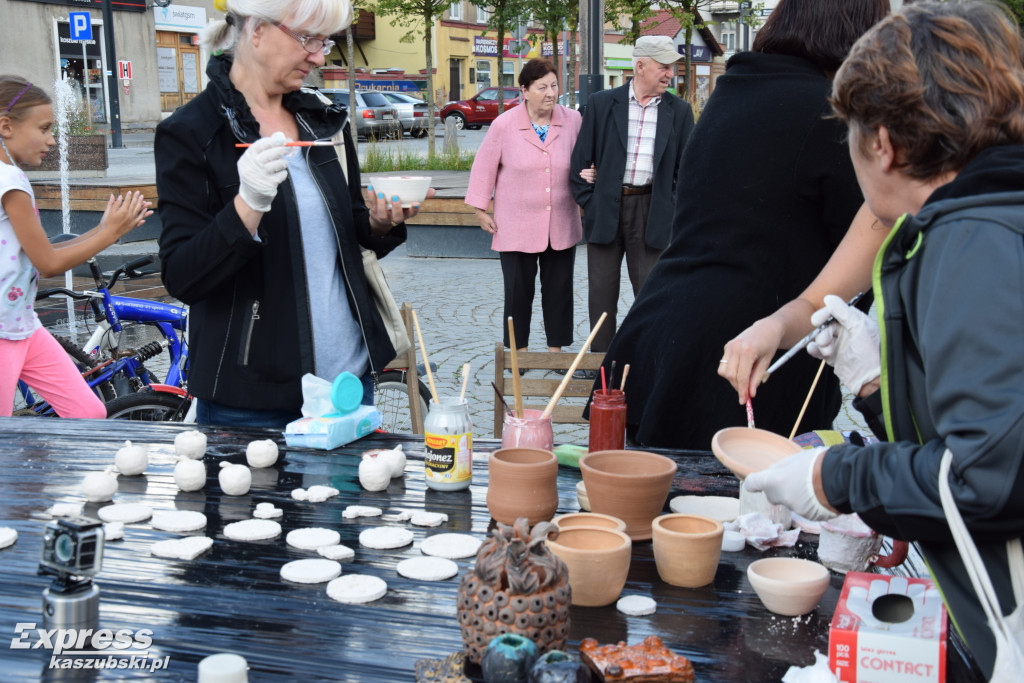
[474,0,533,114]
[1001,0,1024,27]
[527,0,575,98]
[368,0,451,155]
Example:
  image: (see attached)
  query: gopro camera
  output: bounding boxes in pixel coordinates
[39,517,104,582]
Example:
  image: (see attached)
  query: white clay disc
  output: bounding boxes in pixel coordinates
[97,503,153,524]
[287,527,341,550]
[420,533,481,559]
[151,510,208,533]
[305,485,340,502]
[342,505,383,519]
[281,558,342,584]
[721,530,746,552]
[151,536,213,560]
[291,488,308,501]
[318,544,356,562]
[617,595,657,616]
[669,495,740,522]
[47,503,83,518]
[253,503,283,519]
[223,519,281,542]
[0,527,17,549]
[326,574,388,604]
[103,522,124,541]
[359,527,414,550]
[397,557,459,581]
[410,511,448,528]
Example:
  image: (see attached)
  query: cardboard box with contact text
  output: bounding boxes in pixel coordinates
[829,572,947,682]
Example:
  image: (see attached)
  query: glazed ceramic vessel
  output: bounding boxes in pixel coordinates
[545,527,632,607]
[457,519,571,665]
[502,409,554,451]
[579,450,677,541]
[818,514,885,574]
[487,448,559,525]
[747,557,830,616]
[651,514,724,587]
[552,512,627,533]
[711,427,802,480]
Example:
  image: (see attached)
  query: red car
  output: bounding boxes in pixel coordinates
[440,87,522,130]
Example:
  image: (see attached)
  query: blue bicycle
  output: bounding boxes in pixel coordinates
[16,256,192,421]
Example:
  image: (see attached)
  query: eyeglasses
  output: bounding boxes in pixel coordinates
[273,22,335,56]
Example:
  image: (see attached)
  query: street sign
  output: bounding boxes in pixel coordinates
[507,39,531,56]
[118,60,132,80]
[511,20,528,41]
[69,12,92,41]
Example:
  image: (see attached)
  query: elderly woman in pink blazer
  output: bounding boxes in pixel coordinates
[466,58,583,358]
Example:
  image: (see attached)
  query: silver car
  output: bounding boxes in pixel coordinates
[320,88,400,140]
[380,92,431,138]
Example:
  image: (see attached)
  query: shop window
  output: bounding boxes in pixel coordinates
[501,61,515,87]
[476,60,491,92]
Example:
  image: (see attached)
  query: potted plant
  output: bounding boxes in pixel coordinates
[36,95,108,173]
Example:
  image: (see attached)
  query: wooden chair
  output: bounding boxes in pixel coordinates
[383,303,425,434]
[493,343,605,438]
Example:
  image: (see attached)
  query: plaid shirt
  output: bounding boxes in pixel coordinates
[623,81,660,186]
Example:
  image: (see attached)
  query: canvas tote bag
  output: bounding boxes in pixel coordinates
[938,449,1024,681]
[333,124,412,359]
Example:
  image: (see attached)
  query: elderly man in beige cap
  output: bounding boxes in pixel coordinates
[570,36,695,367]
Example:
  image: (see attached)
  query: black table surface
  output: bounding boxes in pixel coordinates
[0,418,983,682]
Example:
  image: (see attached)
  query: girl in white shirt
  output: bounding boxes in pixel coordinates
[0,75,151,417]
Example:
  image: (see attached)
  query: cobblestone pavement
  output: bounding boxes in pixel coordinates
[377,244,871,443]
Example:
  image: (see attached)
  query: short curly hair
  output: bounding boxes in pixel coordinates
[518,59,556,90]
[831,0,1024,181]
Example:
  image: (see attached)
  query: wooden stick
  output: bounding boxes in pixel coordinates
[789,359,826,440]
[619,364,630,392]
[411,309,439,405]
[507,317,524,419]
[541,312,607,419]
[459,362,470,401]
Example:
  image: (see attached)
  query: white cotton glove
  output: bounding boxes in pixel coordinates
[807,294,881,395]
[237,132,291,212]
[743,447,837,522]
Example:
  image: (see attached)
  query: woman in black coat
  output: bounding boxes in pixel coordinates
[591,0,889,449]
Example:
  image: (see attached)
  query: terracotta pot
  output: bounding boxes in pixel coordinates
[579,450,677,541]
[502,409,554,451]
[487,448,558,525]
[711,427,802,480]
[545,527,632,607]
[552,512,627,533]
[651,514,724,587]
[747,557,830,616]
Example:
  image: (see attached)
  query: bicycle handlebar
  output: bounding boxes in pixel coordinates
[35,287,94,302]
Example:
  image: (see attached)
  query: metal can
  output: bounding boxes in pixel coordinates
[424,397,473,491]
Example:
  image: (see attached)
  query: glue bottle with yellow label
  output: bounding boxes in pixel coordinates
[424,397,473,491]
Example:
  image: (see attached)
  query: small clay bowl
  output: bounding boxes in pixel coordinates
[580,450,677,541]
[651,514,724,588]
[711,427,802,480]
[552,512,627,533]
[546,527,632,607]
[747,557,830,616]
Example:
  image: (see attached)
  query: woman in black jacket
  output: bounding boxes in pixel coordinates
[156,0,428,428]
[588,0,888,449]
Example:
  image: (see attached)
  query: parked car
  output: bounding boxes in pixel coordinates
[380,91,431,138]
[319,88,400,140]
[557,91,581,110]
[439,87,521,130]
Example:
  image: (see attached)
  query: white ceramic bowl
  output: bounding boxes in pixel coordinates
[747,557,830,616]
[368,175,431,208]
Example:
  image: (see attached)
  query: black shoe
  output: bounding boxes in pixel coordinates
[553,368,568,376]
[573,369,597,380]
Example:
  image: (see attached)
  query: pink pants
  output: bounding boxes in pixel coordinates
[0,327,107,419]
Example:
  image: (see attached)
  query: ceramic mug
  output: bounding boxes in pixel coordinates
[545,526,632,607]
[501,409,554,451]
[818,514,908,573]
[487,448,558,525]
[651,514,724,588]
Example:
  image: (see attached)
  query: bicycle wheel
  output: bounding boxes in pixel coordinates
[374,369,431,434]
[105,391,191,422]
[12,336,116,416]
